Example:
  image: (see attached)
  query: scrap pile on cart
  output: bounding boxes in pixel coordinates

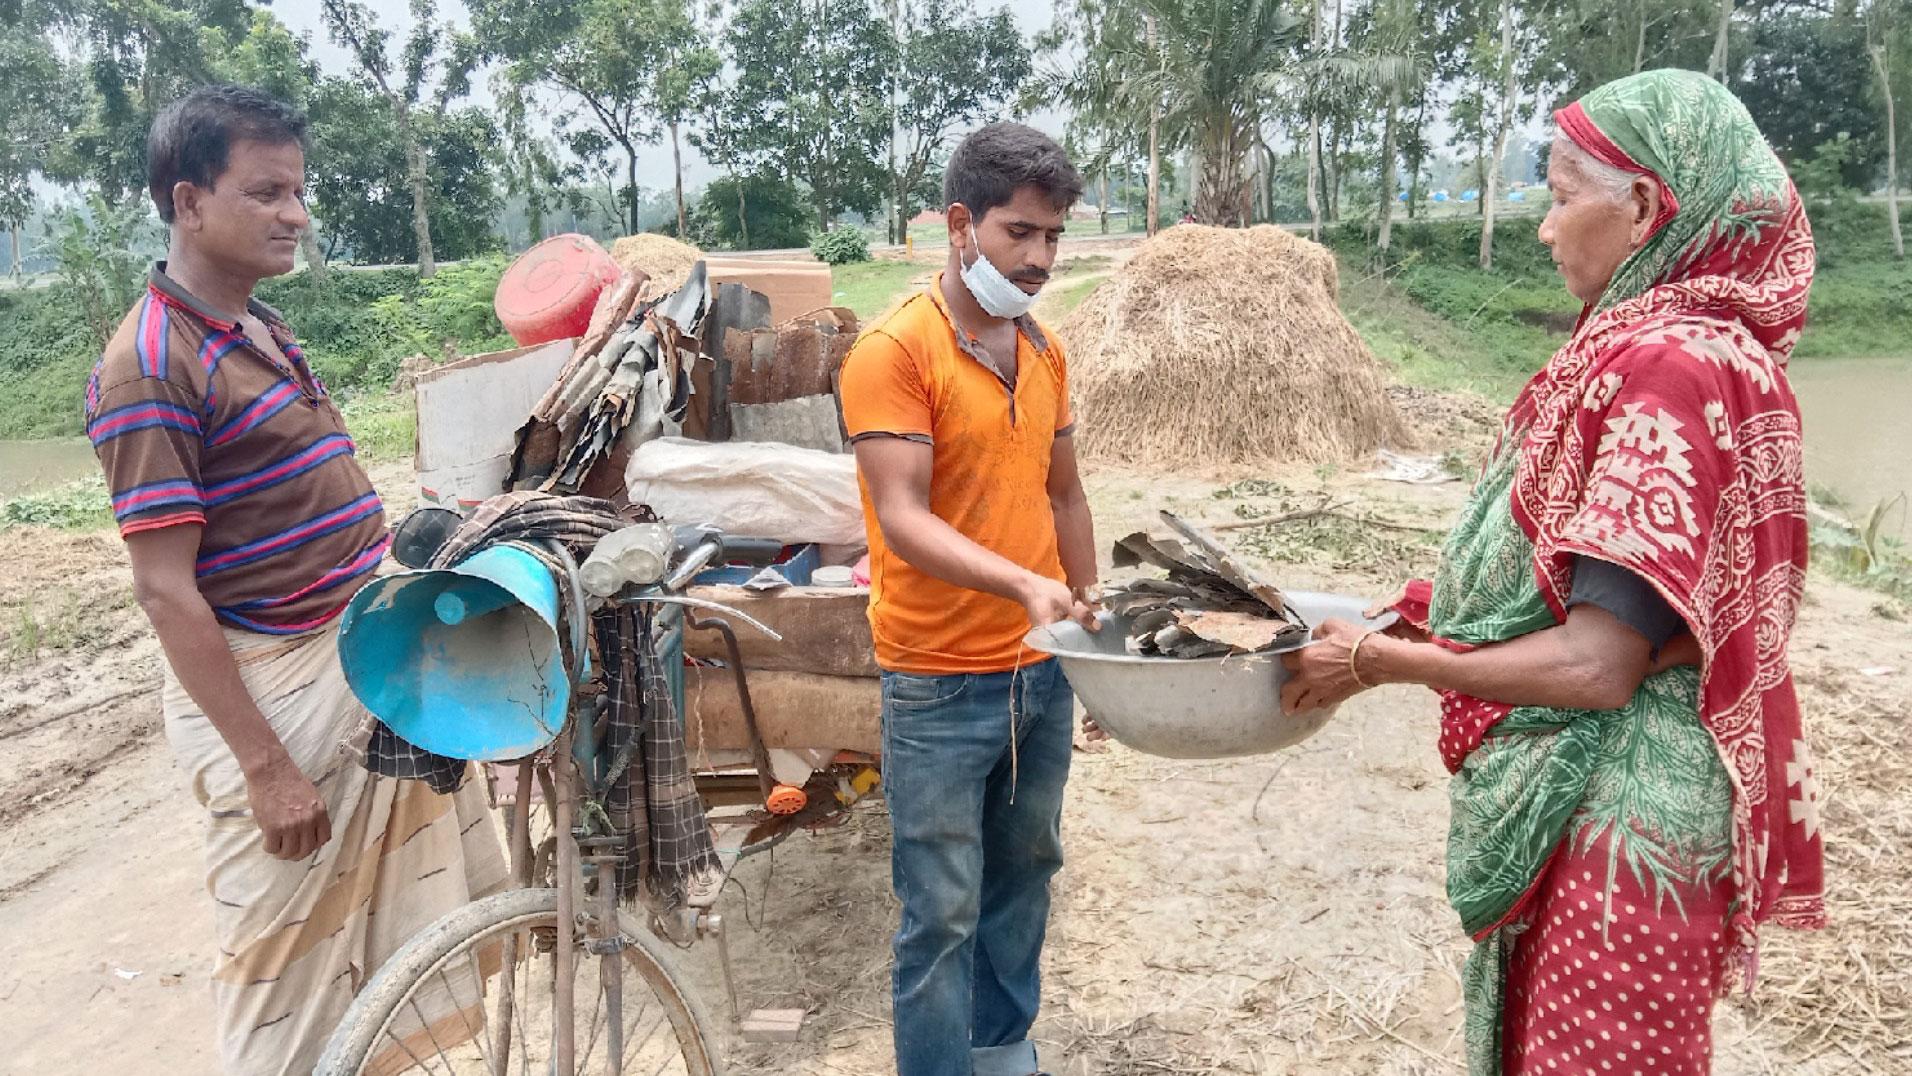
[317,233,886,1075]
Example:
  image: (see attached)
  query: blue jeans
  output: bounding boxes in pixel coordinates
[882,658,1075,1076]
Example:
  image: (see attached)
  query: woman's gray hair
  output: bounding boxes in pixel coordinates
[1551,136,1645,203]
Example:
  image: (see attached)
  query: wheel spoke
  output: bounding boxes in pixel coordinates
[336,897,708,1076]
[577,958,607,1075]
[380,1023,443,1075]
[407,995,459,1067]
[438,962,490,1069]
[516,945,534,1076]
[619,1008,671,1074]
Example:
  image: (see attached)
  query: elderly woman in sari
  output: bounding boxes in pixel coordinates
[1283,70,1825,1074]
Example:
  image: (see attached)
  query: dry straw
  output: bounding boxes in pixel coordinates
[609,233,702,302]
[1061,224,1410,466]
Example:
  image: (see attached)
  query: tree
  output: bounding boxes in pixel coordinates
[1528,0,1717,107]
[1318,0,1430,256]
[0,7,78,277]
[692,174,815,250]
[305,78,502,264]
[49,193,157,346]
[43,0,255,203]
[1739,10,1882,189]
[1066,0,1303,228]
[886,1,1031,242]
[650,9,720,239]
[690,78,768,249]
[1305,0,1325,239]
[1038,0,1149,232]
[495,75,566,248]
[1478,0,1519,269]
[1708,0,1735,81]
[1870,0,1906,258]
[319,0,480,277]
[719,0,893,231]
[472,0,709,238]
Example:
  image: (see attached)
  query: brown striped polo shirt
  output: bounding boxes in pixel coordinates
[85,264,389,634]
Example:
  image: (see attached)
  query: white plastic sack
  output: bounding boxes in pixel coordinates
[623,437,865,545]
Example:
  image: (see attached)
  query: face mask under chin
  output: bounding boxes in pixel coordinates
[959,222,1039,320]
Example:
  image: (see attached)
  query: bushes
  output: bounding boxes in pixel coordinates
[1334,213,1912,373]
[1,258,514,437]
[260,258,512,390]
[810,227,871,265]
[0,475,112,531]
[0,288,106,438]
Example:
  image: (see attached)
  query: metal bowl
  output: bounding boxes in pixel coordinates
[1024,590,1394,759]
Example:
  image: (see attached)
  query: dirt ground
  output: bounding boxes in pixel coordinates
[1,412,1907,1074]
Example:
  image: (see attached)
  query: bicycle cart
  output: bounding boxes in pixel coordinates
[316,528,881,1076]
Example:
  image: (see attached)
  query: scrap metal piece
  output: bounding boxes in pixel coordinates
[548,263,712,491]
[1174,609,1307,653]
[1158,511,1303,623]
[1112,532,1196,572]
[700,282,772,441]
[1103,513,1311,658]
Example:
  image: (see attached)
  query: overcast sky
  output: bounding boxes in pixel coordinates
[267,0,1063,192]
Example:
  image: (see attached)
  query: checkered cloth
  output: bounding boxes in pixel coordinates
[598,605,721,909]
[358,493,630,792]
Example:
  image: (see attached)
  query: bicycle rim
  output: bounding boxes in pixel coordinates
[319,888,720,1076]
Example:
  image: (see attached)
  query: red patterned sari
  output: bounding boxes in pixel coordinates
[1396,70,1826,1074]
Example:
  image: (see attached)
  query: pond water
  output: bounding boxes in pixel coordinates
[0,439,98,499]
[0,359,1904,531]
[1789,357,1911,526]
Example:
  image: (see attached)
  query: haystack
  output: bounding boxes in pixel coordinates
[1061,225,1409,465]
[609,233,702,302]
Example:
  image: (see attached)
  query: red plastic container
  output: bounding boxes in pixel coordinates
[494,233,623,346]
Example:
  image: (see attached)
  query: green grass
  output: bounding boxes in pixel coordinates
[1336,212,1912,403]
[0,260,511,439]
[3,584,135,668]
[830,259,927,322]
[340,390,418,462]
[1339,263,1551,400]
[1791,262,1912,359]
[0,474,112,531]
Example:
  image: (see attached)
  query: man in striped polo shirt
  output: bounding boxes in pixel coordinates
[86,85,504,1074]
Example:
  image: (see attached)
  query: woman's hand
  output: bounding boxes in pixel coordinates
[1279,617,1377,714]
[1363,588,1430,644]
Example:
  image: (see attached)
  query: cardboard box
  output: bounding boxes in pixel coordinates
[705,258,834,324]
[413,339,574,508]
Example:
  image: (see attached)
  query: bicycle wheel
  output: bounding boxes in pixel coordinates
[316,887,722,1076]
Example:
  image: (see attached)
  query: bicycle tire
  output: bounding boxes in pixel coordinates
[315,887,723,1076]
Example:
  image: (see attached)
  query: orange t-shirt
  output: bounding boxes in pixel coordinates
[837,276,1074,674]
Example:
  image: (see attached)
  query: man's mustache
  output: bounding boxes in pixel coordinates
[1011,269,1050,285]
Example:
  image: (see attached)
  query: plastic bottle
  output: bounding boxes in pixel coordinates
[580,523,676,597]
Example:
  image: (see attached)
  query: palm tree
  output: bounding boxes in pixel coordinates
[1061,0,1302,228]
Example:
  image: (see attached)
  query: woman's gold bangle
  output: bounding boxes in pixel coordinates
[1349,629,1380,690]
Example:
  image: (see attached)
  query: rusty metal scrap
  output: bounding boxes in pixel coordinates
[525,262,710,493]
[722,307,857,406]
[1103,512,1308,658]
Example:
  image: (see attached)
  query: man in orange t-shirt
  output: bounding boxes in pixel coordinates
[838,123,1099,1076]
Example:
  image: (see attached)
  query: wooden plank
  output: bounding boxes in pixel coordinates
[683,667,882,754]
[682,584,878,678]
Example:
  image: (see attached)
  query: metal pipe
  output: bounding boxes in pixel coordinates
[662,540,723,591]
[493,760,536,1072]
[553,727,578,1074]
[688,614,778,805]
[594,838,626,1075]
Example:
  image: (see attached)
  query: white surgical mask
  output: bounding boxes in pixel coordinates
[959,223,1039,319]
